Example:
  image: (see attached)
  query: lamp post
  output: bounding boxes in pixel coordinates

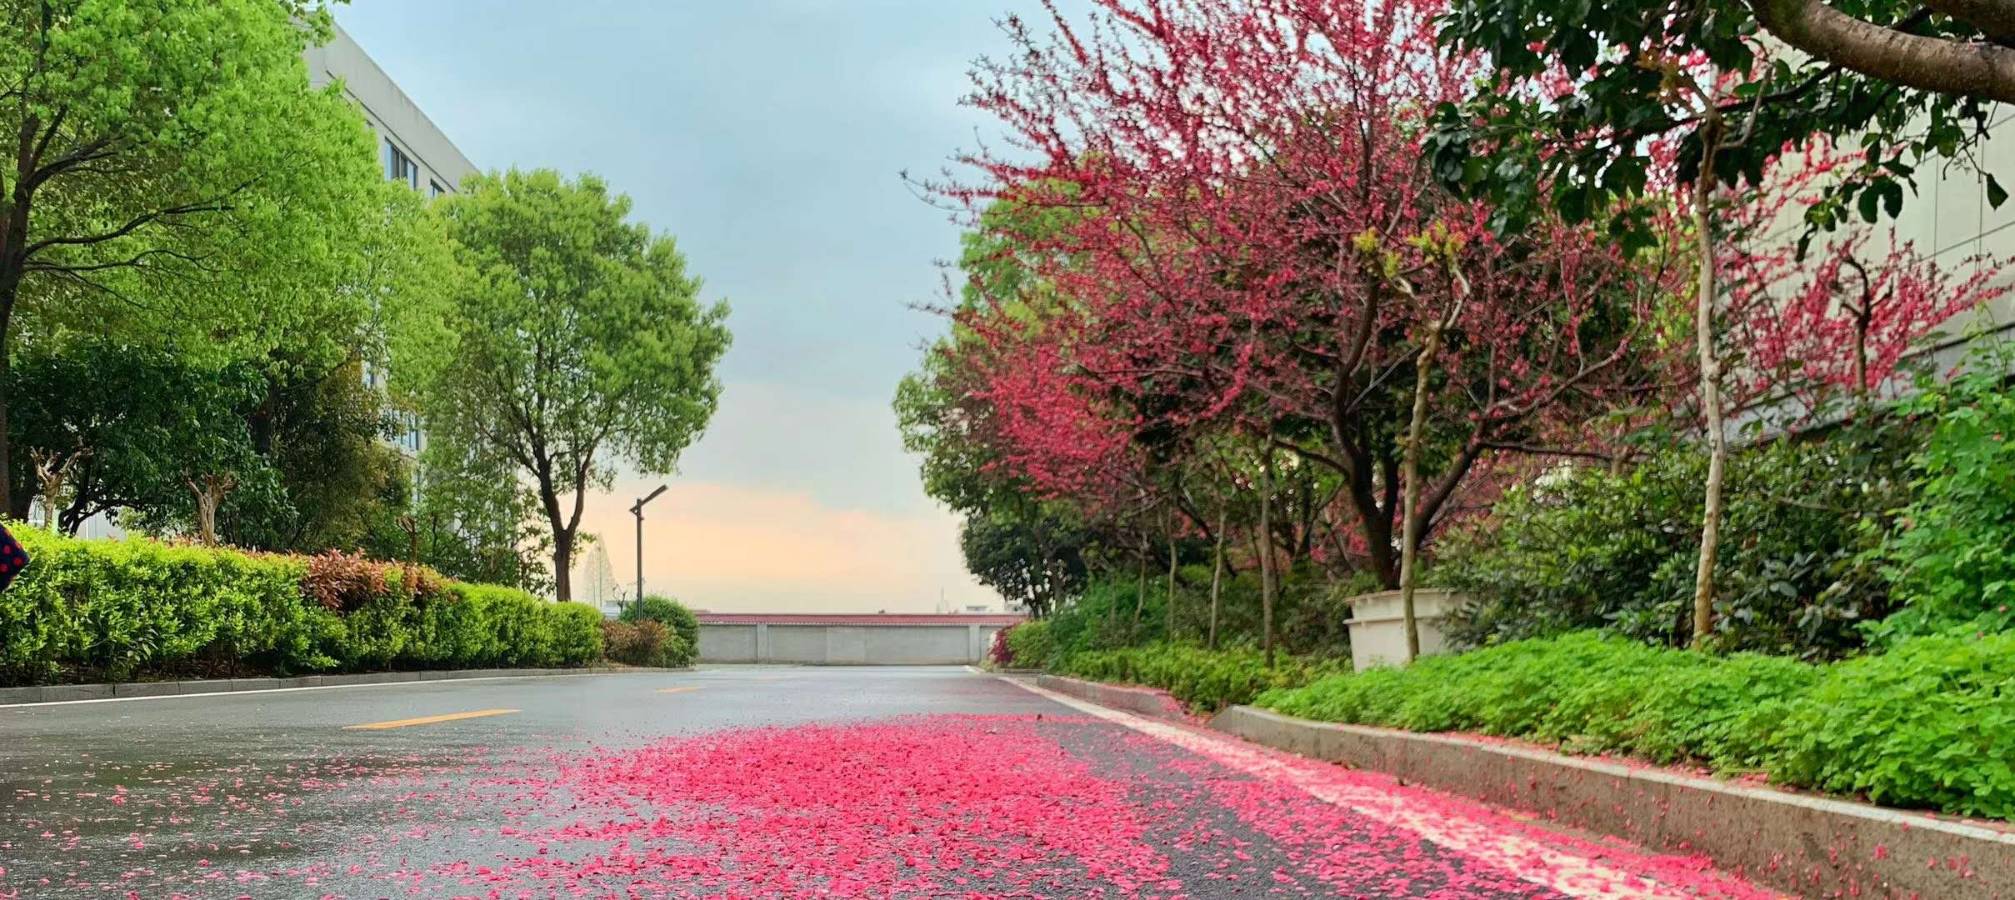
[630,484,668,606]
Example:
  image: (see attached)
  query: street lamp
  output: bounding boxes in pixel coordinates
[630,484,668,605]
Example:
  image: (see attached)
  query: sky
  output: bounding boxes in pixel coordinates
[332,1,1048,613]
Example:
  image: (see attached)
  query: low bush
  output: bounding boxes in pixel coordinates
[1256,630,2015,821]
[1874,367,2015,643]
[1765,633,2015,817]
[986,624,1014,667]
[1034,566,1360,666]
[1435,430,1911,658]
[602,618,690,668]
[1053,643,1341,713]
[997,619,1053,669]
[616,594,699,667]
[0,525,602,685]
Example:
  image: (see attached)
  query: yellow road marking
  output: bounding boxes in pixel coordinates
[343,708,519,730]
[656,686,701,695]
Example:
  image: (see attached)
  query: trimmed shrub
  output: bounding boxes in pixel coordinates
[1436,433,1909,658]
[1000,619,1054,669]
[1256,630,2015,821]
[602,618,688,668]
[1031,565,1355,668]
[1053,643,1341,713]
[619,594,699,665]
[1874,368,2015,642]
[2,528,313,682]
[0,525,602,685]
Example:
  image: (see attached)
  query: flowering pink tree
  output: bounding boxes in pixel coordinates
[1725,143,2010,410]
[939,0,1682,654]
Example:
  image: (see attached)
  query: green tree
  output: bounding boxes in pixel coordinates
[1430,0,2015,647]
[363,412,552,593]
[429,170,730,601]
[5,340,266,536]
[1432,0,2012,248]
[959,505,1093,618]
[0,0,394,515]
[221,356,404,553]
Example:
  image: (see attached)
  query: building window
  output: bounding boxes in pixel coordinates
[428,179,446,198]
[385,138,419,189]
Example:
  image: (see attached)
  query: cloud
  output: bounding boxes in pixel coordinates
[672,381,933,516]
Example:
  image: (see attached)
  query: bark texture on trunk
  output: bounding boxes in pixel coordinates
[1208,504,1227,650]
[1258,443,1277,668]
[1752,0,2015,104]
[551,535,575,603]
[1397,325,1444,663]
[1164,510,1178,640]
[1689,119,1727,651]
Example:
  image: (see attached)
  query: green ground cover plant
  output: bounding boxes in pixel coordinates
[1051,643,1343,713]
[1257,631,2015,820]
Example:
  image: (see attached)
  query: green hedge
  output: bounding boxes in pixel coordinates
[0,526,602,685]
[1257,631,2015,821]
[1002,619,1056,669]
[1054,643,1342,713]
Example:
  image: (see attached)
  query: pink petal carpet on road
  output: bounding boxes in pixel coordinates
[1,712,1781,899]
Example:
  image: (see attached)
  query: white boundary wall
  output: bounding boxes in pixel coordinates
[698,623,1008,665]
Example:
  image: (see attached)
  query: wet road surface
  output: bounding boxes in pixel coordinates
[0,667,1776,898]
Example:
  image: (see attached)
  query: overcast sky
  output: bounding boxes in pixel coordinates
[334,1,1045,612]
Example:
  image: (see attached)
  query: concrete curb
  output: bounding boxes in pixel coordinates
[0,666,688,707]
[1210,705,2014,899]
[1033,674,1195,725]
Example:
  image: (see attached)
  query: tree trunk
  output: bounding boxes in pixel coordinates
[186,474,234,546]
[0,287,15,520]
[33,451,61,530]
[1397,323,1448,664]
[1258,443,1278,668]
[1690,118,1727,651]
[1164,507,1178,640]
[1208,503,1226,651]
[535,465,578,602]
[1133,537,1147,628]
[551,530,575,603]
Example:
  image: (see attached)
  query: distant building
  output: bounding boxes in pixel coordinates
[305,22,479,463]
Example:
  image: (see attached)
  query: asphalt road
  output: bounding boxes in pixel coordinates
[0,667,1776,899]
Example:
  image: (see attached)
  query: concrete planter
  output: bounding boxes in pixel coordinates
[1343,588,1461,671]
[1032,674,1193,724]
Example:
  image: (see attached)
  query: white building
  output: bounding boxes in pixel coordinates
[306,22,479,464]
[305,23,477,199]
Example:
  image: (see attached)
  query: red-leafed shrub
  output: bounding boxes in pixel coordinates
[303,551,392,613]
[988,623,1018,667]
[303,551,452,613]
